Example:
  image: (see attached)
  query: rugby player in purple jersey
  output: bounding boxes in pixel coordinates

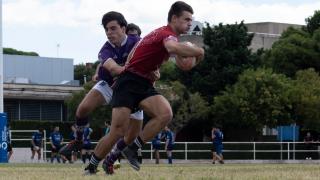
[60,12,143,174]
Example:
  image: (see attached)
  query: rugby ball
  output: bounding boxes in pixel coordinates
[182,41,197,67]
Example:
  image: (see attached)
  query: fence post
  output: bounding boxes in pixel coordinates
[287,142,290,160]
[253,142,256,160]
[43,130,46,161]
[293,142,295,160]
[185,142,187,160]
[280,142,283,160]
[150,144,153,160]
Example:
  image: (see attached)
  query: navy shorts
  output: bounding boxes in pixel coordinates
[166,144,174,151]
[30,145,41,151]
[7,143,12,152]
[152,143,161,150]
[111,72,159,111]
[212,144,223,155]
[82,142,92,150]
[51,145,61,153]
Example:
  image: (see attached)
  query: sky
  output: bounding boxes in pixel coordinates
[3,0,320,65]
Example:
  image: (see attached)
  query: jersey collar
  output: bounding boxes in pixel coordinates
[109,35,128,48]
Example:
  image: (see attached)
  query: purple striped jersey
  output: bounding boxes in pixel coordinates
[98,34,140,86]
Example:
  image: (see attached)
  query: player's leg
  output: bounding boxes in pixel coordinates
[8,151,13,161]
[211,152,215,164]
[217,145,224,164]
[56,145,61,163]
[61,84,108,158]
[85,107,131,175]
[31,147,35,160]
[139,95,172,143]
[155,149,160,164]
[81,149,87,164]
[102,116,142,174]
[167,150,172,164]
[104,117,142,165]
[75,87,106,139]
[121,95,172,171]
[76,86,107,121]
[7,144,13,161]
[211,144,215,164]
[51,150,55,163]
[37,149,41,161]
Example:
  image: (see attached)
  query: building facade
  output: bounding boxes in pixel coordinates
[3,55,82,122]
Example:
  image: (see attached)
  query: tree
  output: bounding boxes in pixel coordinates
[159,60,179,83]
[74,62,98,85]
[4,47,39,56]
[177,21,258,103]
[65,81,112,128]
[290,68,320,131]
[263,27,320,77]
[157,81,210,134]
[212,68,293,135]
[304,10,320,35]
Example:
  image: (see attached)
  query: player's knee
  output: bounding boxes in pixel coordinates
[76,103,91,118]
[158,109,173,125]
[111,124,126,137]
[124,135,136,144]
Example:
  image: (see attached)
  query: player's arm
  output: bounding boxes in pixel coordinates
[102,58,125,77]
[50,139,55,149]
[165,138,169,151]
[40,138,43,147]
[88,128,93,136]
[31,139,35,147]
[211,130,215,140]
[164,40,204,62]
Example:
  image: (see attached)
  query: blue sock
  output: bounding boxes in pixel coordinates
[75,116,89,141]
[168,156,172,164]
[107,138,127,165]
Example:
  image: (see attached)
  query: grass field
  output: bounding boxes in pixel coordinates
[1,163,320,180]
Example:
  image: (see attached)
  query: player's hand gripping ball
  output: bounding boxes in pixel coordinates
[176,41,197,71]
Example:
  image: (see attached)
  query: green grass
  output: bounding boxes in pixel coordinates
[0,163,320,180]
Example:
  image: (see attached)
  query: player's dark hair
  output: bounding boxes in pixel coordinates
[102,11,127,29]
[167,1,193,23]
[126,23,142,36]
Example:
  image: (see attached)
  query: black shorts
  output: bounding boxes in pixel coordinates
[152,144,161,150]
[30,145,41,151]
[7,143,12,152]
[51,145,61,153]
[166,144,174,151]
[81,142,92,150]
[111,72,159,111]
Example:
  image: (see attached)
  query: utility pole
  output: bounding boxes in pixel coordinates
[0,0,3,113]
[56,43,60,58]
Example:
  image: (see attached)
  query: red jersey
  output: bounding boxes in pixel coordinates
[125,25,178,83]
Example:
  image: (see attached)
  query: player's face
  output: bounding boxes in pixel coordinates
[173,11,193,34]
[127,29,139,36]
[105,20,126,46]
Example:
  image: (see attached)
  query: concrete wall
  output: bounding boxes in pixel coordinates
[179,34,204,47]
[245,22,303,51]
[249,33,281,51]
[245,22,302,35]
[4,55,74,85]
